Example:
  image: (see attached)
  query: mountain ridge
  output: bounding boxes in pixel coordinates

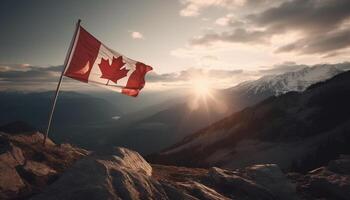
[112,64,345,154]
[149,70,350,172]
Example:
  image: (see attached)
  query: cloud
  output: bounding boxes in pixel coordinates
[276,28,350,55]
[179,0,246,17]
[215,14,245,27]
[130,31,144,39]
[0,64,69,91]
[0,64,31,72]
[258,62,309,75]
[2,62,349,91]
[147,68,243,83]
[148,62,350,89]
[146,67,252,90]
[179,0,280,17]
[190,28,269,46]
[186,0,350,56]
[249,0,350,34]
[0,64,62,82]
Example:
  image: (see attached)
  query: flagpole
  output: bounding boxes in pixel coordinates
[43,19,81,146]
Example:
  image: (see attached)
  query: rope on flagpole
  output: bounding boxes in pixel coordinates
[43,19,81,146]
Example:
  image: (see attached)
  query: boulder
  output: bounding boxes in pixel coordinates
[9,131,55,146]
[30,148,165,200]
[0,137,26,198]
[0,163,26,199]
[110,147,152,176]
[328,155,350,174]
[23,160,57,177]
[308,167,350,200]
[160,183,198,200]
[0,137,25,166]
[177,181,230,200]
[209,167,275,200]
[0,132,88,199]
[246,164,298,200]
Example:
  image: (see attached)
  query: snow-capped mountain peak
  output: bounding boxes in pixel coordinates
[234,65,344,96]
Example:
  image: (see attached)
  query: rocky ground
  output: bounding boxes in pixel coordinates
[0,131,349,200]
[0,131,88,199]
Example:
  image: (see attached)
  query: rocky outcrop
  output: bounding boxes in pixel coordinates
[290,155,350,200]
[1,132,349,200]
[31,147,166,200]
[30,146,300,200]
[246,164,298,200]
[0,139,26,199]
[208,167,275,200]
[0,131,88,199]
[327,154,350,174]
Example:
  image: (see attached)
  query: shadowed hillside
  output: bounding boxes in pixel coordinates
[150,70,350,172]
[96,65,345,154]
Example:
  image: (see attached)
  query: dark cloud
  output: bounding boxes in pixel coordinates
[276,28,350,55]
[250,0,350,34]
[191,0,350,55]
[244,0,281,7]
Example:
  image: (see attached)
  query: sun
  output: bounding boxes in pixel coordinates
[187,76,214,111]
[192,77,211,97]
[187,76,227,113]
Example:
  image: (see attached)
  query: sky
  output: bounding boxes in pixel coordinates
[1,0,350,91]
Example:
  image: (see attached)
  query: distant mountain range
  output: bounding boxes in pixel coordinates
[150,70,350,172]
[102,64,346,154]
[0,91,122,144]
[0,88,186,145]
[0,91,122,125]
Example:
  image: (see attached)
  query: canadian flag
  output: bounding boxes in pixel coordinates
[64,25,153,97]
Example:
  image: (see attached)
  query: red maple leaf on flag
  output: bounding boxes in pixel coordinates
[98,56,129,83]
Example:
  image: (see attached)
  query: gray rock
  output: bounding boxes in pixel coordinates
[0,132,88,199]
[0,139,26,198]
[209,167,275,200]
[246,164,299,200]
[111,147,153,176]
[178,181,230,200]
[0,162,26,199]
[308,167,350,200]
[30,148,165,200]
[328,155,350,174]
[160,183,198,200]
